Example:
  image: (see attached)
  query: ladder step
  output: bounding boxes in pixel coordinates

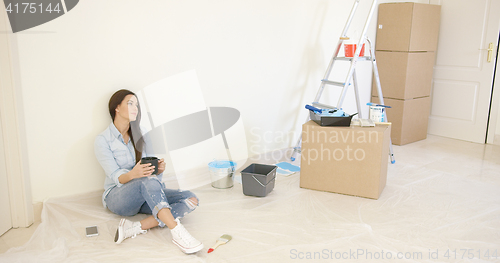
[334,56,372,61]
[321,80,345,86]
[312,102,337,109]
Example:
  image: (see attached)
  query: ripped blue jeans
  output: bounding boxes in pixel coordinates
[105,177,198,227]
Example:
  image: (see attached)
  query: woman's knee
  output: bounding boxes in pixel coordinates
[139,176,163,190]
[184,196,199,211]
[188,197,198,205]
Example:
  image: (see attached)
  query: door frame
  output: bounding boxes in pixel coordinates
[486,32,500,144]
[0,5,34,228]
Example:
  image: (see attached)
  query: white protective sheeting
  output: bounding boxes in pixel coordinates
[1,135,500,262]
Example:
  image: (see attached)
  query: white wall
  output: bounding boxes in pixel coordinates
[10,0,428,202]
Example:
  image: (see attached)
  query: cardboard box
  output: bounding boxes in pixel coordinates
[372,51,436,100]
[371,96,431,145]
[300,121,391,199]
[376,3,441,52]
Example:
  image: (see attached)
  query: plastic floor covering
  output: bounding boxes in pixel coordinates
[1,135,500,263]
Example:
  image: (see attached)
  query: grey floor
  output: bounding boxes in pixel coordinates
[1,135,500,262]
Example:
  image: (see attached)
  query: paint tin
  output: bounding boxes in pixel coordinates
[208,160,237,189]
[369,106,386,122]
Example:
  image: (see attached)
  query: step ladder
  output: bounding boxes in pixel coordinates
[290,0,395,164]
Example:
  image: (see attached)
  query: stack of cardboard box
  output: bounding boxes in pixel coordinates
[371,3,441,145]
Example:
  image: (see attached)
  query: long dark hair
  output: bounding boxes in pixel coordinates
[108,89,144,163]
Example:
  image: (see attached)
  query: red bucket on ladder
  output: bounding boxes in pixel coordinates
[344,43,365,57]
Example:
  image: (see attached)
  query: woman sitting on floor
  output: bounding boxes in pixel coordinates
[94,89,203,254]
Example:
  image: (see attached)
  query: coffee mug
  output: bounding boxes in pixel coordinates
[141,157,159,175]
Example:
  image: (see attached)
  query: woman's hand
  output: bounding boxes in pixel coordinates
[118,159,162,184]
[131,160,155,179]
[157,158,165,174]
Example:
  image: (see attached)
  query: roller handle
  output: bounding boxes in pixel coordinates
[305,105,322,113]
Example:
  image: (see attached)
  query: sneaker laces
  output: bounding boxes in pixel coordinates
[175,224,197,244]
[125,222,147,239]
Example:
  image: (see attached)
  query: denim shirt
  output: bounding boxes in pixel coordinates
[94,122,162,207]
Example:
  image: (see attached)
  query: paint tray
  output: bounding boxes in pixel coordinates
[309,111,357,127]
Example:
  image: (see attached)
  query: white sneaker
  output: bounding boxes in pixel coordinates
[114,218,147,244]
[171,219,204,254]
